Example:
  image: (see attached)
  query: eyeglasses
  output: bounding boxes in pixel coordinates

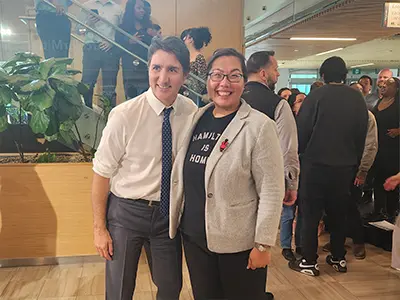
[208,72,244,83]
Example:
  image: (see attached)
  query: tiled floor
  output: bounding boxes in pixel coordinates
[0,233,398,300]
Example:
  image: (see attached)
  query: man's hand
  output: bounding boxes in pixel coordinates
[94,226,113,261]
[88,14,100,26]
[283,190,297,206]
[387,128,400,138]
[354,176,365,187]
[384,173,400,191]
[247,247,271,270]
[55,5,65,15]
[100,41,112,52]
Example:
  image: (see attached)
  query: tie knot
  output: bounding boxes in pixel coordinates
[164,107,173,118]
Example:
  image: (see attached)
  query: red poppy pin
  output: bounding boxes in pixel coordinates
[220,139,229,152]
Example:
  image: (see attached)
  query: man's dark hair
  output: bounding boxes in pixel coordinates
[207,48,248,82]
[152,24,161,31]
[319,56,348,84]
[277,87,290,96]
[148,36,190,74]
[246,51,275,74]
[358,75,373,86]
[310,80,324,91]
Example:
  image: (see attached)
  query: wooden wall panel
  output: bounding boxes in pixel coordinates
[176,0,244,59]
[0,163,96,259]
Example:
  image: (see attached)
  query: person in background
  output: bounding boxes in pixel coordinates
[365,69,393,109]
[278,87,292,100]
[78,0,123,108]
[358,75,373,98]
[323,81,378,259]
[170,48,284,300]
[181,27,212,104]
[290,92,306,116]
[35,0,72,59]
[350,82,364,94]
[148,24,162,38]
[290,56,368,276]
[116,0,153,100]
[310,80,324,92]
[290,88,300,94]
[385,173,400,191]
[370,77,400,222]
[92,36,197,299]
[242,51,300,263]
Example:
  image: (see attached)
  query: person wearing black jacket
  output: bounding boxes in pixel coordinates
[289,56,368,276]
[116,0,153,100]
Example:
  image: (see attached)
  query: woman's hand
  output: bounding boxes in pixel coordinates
[387,128,400,138]
[247,248,271,270]
[129,32,143,44]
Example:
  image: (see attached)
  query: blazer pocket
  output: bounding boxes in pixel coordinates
[229,199,256,208]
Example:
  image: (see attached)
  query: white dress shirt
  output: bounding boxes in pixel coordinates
[93,89,197,201]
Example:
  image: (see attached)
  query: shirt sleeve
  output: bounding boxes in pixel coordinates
[92,108,127,178]
[252,119,285,247]
[274,101,300,190]
[357,112,378,179]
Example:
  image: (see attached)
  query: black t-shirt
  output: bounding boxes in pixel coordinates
[181,106,237,238]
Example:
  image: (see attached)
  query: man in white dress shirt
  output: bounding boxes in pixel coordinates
[91,36,197,300]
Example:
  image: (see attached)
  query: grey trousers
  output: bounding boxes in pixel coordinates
[106,194,182,300]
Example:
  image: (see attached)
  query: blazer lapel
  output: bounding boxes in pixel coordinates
[204,100,251,188]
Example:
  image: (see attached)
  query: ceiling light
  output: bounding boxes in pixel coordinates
[294,49,299,52]
[350,63,374,68]
[316,48,344,56]
[290,37,357,41]
[0,28,12,36]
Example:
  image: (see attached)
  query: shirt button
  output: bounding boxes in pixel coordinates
[173,180,178,185]
[207,193,213,198]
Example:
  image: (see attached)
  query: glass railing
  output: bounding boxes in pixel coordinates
[0,0,207,157]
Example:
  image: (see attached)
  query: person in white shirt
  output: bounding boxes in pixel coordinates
[91,36,197,300]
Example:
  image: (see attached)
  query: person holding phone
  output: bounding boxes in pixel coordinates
[77,0,123,108]
[116,0,153,100]
[35,0,72,59]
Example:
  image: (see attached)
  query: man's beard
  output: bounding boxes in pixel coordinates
[266,79,276,91]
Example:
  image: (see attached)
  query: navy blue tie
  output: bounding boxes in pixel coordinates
[160,107,173,217]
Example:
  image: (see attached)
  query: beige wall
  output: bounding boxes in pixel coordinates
[26,0,244,105]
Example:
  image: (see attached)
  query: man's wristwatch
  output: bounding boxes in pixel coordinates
[255,243,271,252]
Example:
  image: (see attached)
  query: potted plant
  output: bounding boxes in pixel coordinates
[0,53,104,261]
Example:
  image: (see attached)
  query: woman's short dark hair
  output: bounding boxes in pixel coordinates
[319,56,348,84]
[148,36,190,74]
[152,24,161,31]
[182,27,212,50]
[358,75,373,86]
[277,87,290,96]
[207,48,248,82]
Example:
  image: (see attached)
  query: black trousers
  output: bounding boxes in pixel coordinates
[36,12,71,59]
[182,233,267,300]
[121,54,149,100]
[106,194,182,300]
[81,43,120,108]
[300,163,355,262]
[373,169,399,219]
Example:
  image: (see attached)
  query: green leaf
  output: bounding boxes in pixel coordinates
[77,82,89,95]
[30,110,50,134]
[21,79,47,92]
[52,81,83,106]
[60,119,75,131]
[49,74,81,87]
[54,58,74,65]
[0,115,7,132]
[2,52,41,69]
[30,86,55,111]
[0,86,15,105]
[66,69,82,76]
[0,105,6,116]
[39,58,56,79]
[10,63,38,75]
[45,133,58,142]
[59,129,76,145]
[0,68,9,82]
[55,95,83,121]
[8,74,36,87]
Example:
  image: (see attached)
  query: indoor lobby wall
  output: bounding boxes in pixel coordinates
[25,0,244,105]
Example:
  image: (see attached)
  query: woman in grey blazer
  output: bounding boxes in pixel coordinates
[169,48,285,300]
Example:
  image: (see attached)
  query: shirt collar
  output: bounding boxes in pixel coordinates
[95,0,113,5]
[146,88,181,116]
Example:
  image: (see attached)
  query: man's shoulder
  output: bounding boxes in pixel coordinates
[177,94,198,114]
[111,95,147,117]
